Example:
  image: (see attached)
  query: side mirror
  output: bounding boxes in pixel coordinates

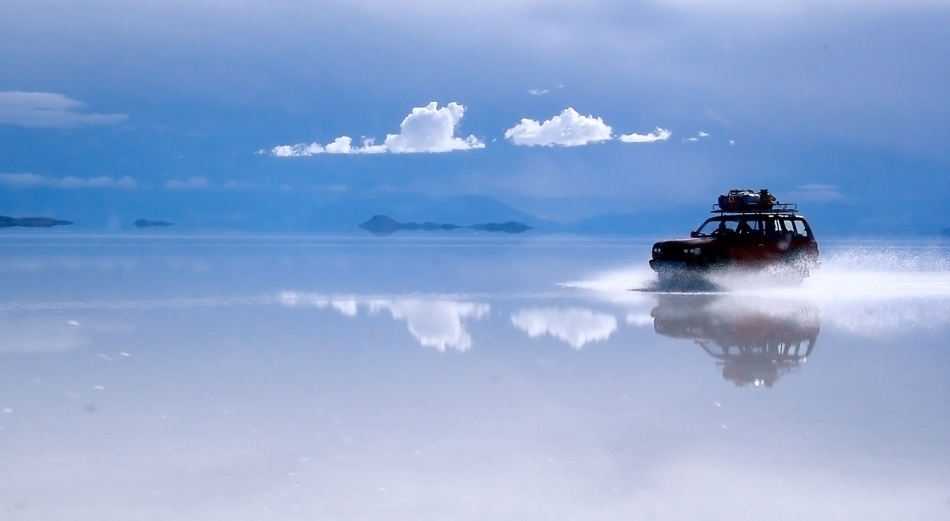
[690,231,699,238]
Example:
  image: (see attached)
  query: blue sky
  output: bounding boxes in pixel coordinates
[0,0,948,230]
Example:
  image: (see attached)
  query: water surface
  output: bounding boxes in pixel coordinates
[2,234,948,520]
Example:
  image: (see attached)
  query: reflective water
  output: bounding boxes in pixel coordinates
[2,234,949,520]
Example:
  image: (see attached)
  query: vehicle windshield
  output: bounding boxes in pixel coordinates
[695,217,740,237]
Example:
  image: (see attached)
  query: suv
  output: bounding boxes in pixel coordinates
[649,190,819,281]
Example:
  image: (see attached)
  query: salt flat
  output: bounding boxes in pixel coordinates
[1,234,948,520]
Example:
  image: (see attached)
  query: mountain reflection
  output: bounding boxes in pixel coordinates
[651,295,820,387]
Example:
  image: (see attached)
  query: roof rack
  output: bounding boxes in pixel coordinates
[711,202,798,214]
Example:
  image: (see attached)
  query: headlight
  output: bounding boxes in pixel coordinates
[684,247,702,256]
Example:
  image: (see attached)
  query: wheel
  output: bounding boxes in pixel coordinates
[780,250,810,282]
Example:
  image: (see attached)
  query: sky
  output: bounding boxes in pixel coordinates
[0,0,948,231]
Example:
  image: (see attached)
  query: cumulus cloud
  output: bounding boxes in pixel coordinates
[164,177,211,190]
[504,108,612,147]
[369,299,490,352]
[511,307,617,349]
[0,173,136,189]
[619,127,672,143]
[271,102,483,156]
[0,91,127,128]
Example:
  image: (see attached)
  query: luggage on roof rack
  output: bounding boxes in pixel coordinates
[717,189,774,212]
[712,188,798,213]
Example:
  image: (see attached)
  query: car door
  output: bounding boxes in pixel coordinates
[725,217,770,267]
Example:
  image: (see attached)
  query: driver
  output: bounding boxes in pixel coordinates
[716,220,733,235]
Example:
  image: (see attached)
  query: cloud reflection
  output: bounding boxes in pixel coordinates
[278,292,360,318]
[511,307,617,349]
[278,292,489,351]
[369,300,489,352]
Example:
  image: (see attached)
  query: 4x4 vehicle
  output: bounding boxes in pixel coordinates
[649,189,819,282]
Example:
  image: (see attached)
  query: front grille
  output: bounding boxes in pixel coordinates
[654,243,688,261]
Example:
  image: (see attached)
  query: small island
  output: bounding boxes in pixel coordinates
[134,219,174,228]
[0,216,73,228]
[359,215,531,236]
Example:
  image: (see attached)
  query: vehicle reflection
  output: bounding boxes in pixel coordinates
[651,295,819,387]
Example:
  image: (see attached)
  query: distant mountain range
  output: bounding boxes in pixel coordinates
[358,215,531,235]
[2,188,946,237]
[134,219,174,228]
[0,216,72,228]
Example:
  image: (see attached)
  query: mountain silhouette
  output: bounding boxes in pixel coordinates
[0,216,73,228]
[359,215,530,236]
[134,219,174,228]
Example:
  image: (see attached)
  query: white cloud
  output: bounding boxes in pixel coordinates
[0,173,136,189]
[504,108,613,147]
[788,183,844,202]
[528,84,562,96]
[619,127,672,143]
[164,177,211,190]
[681,131,709,143]
[271,102,483,156]
[0,91,127,128]
[511,307,617,349]
[272,143,323,157]
[369,299,490,352]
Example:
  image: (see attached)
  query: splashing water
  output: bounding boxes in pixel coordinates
[568,241,950,335]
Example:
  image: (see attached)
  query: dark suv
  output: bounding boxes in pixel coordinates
[649,190,819,281]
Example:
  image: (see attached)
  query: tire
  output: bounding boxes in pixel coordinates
[780,250,810,282]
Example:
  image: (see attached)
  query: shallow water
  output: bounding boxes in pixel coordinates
[1,234,949,520]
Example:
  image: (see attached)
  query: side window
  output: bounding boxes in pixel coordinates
[719,219,738,232]
[736,219,754,234]
[782,219,808,237]
[794,219,812,238]
[780,219,797,235]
